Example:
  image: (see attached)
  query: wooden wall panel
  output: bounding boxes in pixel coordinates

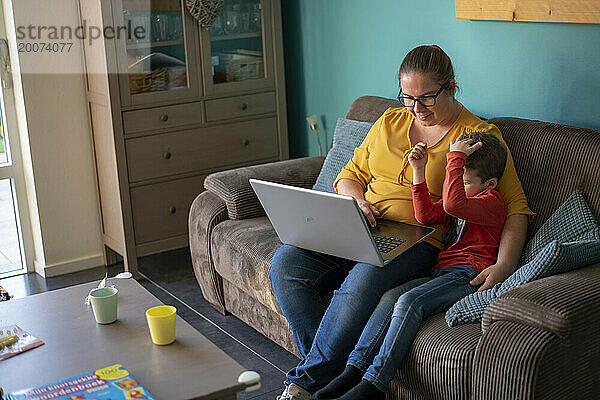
[455,0,600,24]
[124,0,182,11]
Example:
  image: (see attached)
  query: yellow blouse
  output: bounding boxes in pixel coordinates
[333,106,534,249]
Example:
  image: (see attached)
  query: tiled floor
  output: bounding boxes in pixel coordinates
[0,247,300,399]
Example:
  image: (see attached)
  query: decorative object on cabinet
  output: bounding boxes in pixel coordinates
[186,0,224,28]
[78,0,288,276]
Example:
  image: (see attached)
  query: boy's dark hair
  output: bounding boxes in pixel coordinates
[461,132,507,182]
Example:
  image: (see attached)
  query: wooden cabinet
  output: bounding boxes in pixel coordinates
[79,0,288,275]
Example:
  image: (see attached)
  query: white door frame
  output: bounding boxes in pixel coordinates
[0,1,35,276]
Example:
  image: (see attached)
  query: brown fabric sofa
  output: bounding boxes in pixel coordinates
[189,96,600,400]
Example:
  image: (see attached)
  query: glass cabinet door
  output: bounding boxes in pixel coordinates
[201,0,274,94]
[117,0,200,106]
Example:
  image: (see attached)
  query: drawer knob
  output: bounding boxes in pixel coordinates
[161,114,169,122]
[240,103,248,111]
[242,139,250,146]
[169,206,177,214]
[163,151,172,159]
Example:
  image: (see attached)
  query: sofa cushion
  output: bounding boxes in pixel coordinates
[517,190,599,266]
[204,157,325,220]
[446,236,600,326]
[445,190,600,326]
[345,96,400,122]
[210,216,282,313]
[488,117,600,242]
[395,314,482,400]
[312,118,374,193]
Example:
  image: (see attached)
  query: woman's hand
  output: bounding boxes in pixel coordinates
[357,199,380,227]
[449,136,483,156]
[337,178,380,227]
[408,142,428,170]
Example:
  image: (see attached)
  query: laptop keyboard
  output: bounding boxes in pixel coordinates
[373,235,406,253]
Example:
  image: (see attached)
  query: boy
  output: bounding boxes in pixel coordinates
[410,132,508,270]
[314,132,508,400]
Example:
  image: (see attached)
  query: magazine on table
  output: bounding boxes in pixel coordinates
[4,364,156,400]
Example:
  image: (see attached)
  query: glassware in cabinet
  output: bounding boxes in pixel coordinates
[206,0,273,91]
[117,0,200,105]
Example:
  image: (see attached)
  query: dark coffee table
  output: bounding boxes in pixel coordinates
[0,278,248,399]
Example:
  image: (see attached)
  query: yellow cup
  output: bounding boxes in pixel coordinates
[145,305,176,345]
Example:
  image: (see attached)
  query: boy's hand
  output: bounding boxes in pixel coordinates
[449,137,483,156]
[408,142,428,170]
[470,263,512,291]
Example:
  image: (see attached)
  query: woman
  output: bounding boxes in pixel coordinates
[271,45,533,400]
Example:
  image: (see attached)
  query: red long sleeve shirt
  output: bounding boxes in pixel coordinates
[411,151,507,272]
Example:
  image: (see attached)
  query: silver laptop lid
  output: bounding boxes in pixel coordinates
[250,179,385,266]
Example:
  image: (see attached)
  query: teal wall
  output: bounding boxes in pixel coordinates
[281,0,600,157]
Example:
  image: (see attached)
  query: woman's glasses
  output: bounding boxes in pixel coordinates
[397,79,451,108]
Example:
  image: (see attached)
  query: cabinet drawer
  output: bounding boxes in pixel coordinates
[205,92,276,122]
[131,175,206,244]
[123,102,202,134]
[126,117,279,182]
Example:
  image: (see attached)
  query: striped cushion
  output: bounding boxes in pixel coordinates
[472,321,557,400]
[446,190,600,326]
[210,217,283,313]
[312,118,374,193]
[394,314,482,400]
[204,157,324,220]
[488,118,600,243]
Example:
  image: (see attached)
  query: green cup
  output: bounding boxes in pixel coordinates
[89,287,118,324]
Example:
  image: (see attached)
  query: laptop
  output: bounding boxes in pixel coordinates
[249,179,435,267]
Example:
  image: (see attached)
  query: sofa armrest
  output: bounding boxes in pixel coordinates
[204,156,325,220]
[472,263,600,400]
[188,190,229,314]
[481,263,600,338]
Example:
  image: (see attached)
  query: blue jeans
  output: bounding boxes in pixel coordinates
[269,242,440,393]
[346,265,481,393]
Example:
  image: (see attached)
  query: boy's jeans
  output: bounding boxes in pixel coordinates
[347,264,481,392]
[270,242,440,393]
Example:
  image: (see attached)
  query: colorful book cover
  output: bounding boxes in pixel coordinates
[6,364,156,400]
